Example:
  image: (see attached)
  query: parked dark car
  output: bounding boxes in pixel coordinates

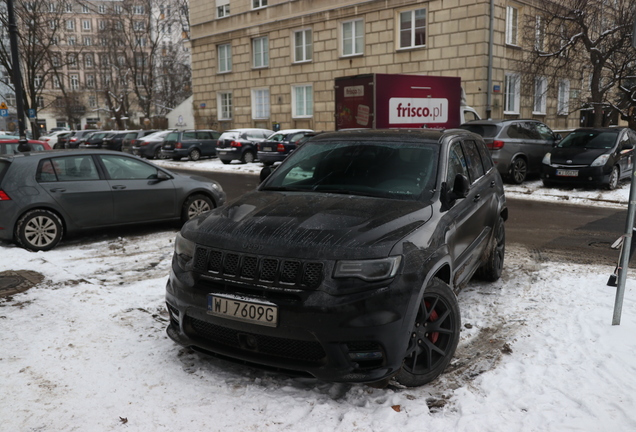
[0,139,51,154]
[541,127,636,190]
[0,150,226,251]
[102,131,136,151]
[257,129,314,165]
[67,129,101,148]
[121,130,160,154]
[160,130,221,161]
[460,119,561,184]
[216,128,275,164]
[165,129,507,387]
[80,131,118,149]
[130,130,173,159]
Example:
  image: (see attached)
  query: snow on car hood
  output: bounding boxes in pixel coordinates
[182,191,433,259]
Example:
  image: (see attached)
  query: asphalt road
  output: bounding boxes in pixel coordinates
[174,168,626,267]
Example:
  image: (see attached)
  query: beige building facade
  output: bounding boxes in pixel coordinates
[189,0,581,132]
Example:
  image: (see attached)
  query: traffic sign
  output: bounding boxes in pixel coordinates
[0,109,8,117]
[0,102,7,110]
[28,108,36,118]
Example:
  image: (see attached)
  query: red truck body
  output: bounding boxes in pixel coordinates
[335,73,464,130]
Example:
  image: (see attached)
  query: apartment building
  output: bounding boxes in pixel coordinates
[189,0,582,132]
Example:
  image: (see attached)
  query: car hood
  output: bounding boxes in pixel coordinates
[182,191,433,260]
[550,147,611,165]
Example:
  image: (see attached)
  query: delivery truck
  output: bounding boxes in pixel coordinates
[335,73,480,130]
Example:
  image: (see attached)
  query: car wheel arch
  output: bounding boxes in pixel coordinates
[14,207,68,250]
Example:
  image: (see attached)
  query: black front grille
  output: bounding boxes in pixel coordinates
[193,247,324,289]
[188,316,326,363]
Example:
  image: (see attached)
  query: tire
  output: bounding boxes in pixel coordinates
[395,278,461,387]
[152,147,161,160]
[477,216,505,281]
[15,209,64,252]
[221,159,231,165]
[241,151,255,164]
[509,157,528,184]
[189,148,201,161]
[181,194,214,223]
[172,157,181,161]
[607,166,619,190]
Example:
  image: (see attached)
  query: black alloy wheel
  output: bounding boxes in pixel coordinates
[509,157,528,184]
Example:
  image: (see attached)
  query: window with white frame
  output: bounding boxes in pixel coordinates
[342,19,364,56]
[52,55,61,67]
[115,5,122,13]
[49,2,55,12]
[134,21,144,31]
[88,95,96,108]
[82,4,89,13]
[252,88,270,119]
[85,53,94,68]
[68,53,78,68]
[51,36,58,45]
[53,76,61,88]
[399,8,426,49]
[66,19,75,30]
[506,6,518,45]
[49,19,57,30]
[86,74,95,88]
[504,73,520,114]
[217,0,229,18]
[252,37,269,68]
[557,79,570,115]
[83,36,92,46]
[218,92,233,120]
[5,93,16,106]
[70,74,79,90]
[218,43,232,73]
[133,5,144,14]
[65,3,72,13]
[252,0,267,9]
[82,19,91,31]
[294,29,312,62]
[292,85,313,117]
[533,76,547,114]
[535,16,545,52]
[98,5,105,14]
[99,20,106,30]
[67,36,76,46]
[34,75,43,88]
[36,96,44,108]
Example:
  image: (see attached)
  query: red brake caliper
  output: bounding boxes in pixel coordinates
[424,300,440,344]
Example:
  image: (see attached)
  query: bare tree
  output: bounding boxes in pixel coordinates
[521,0,636,127]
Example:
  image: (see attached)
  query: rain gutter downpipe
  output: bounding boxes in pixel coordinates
[487,0,494,120]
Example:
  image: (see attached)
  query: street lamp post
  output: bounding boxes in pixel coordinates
[6,0,30,152]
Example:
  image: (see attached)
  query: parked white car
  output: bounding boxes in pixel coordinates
[40,130,73,149]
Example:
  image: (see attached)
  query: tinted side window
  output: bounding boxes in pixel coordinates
[196,132,211,140]
[183,132,197,140]
[474,140,494,171]
[38,155,99,182]
[37,159,58,182]
[462,140,485,183]
[100,155,158,180]
[165,132,179,142]
[447,142,469,185]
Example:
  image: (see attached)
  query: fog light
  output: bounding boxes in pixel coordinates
[348,351,383,360]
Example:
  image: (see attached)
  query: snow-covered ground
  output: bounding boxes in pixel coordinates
[1,158,635,431]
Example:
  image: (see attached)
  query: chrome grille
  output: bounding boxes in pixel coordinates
[193,247,324,289]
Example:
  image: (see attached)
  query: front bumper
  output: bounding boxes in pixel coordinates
[165,251,420,383]
[541,165,608,186]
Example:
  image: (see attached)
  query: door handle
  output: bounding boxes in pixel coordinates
[473,194,481,202]
[490,181,496,188]
[112,185,127,190]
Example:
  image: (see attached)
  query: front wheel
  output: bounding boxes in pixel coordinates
[477,216,505,281]
[607,166,619,190]
[181,194,214,223]
[395,278,461,387]
[15,209,64,251]
[509,157,527,184]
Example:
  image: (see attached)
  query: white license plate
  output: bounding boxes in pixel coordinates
[556,169,578,177]
[262,146,273,152]
[207,294,278,327]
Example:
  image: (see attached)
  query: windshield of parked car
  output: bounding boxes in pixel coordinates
[556,130,618,149]
[459,124,499,138]
[261,140,439,201]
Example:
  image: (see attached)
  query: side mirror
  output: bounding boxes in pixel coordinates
[260,166,272,183]
[451,174,470,199]
[554,133,562,142]
[157,170,171,180]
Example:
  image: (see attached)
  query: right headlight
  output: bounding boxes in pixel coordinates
[333,256,402,281]
[175,232,195,270]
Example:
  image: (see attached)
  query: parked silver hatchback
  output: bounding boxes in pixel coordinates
[460,119,561,184]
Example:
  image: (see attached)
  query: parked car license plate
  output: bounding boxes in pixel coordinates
[207,294,278,327]
[556,169,579,177]
[262,146,273,152]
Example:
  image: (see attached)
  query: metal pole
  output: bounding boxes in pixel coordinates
[6,0,30,152]
[613,162,636,325]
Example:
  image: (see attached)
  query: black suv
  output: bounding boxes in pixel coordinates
[160,130,221,161]
[216,128,274,164]
[165,129,507,387]
[257,129,314,166]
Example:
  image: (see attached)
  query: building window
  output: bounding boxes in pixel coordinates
[218,43,232,73]
[504,73,520,114]
[52,55,61,67]
[85,53,94,68]
[82,19,91,31]
[134,21,144,31]
[67,36,76,46]
[217,0,229,18]
[558,79,570,115]
[51,36,58,45]
[53,76,61,88]
[86,74,95,88]
[133,5,144,14]
[399,8,426,48]
[99,20,106,30]
[88,95,96,108]
[98,5,105,14]
[252,0,267,9]
[36,96,44,108]
[34,75,43,88]
[533,77,547,114]
[49,3,55,12]
[83,36,92,46]
[506,6,518,46]
[70,74,79,90]
[292,85,313,118]
[218,92,232,120]
[293,29,312,63]
[82,4,89,13]
[66,19,75,30]
[65,3,72,13]
[68,54,78,68]
[342,19,364,56]
[535,16,545,52]
[252,89,270,119]
[253,37,269,68]
[6,93,16,106]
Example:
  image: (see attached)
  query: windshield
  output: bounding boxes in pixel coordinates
[261,140,439,201]
[557,130,618,149]
[459,124,500,138]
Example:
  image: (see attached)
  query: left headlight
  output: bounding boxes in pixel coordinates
[334,256,402,281]
[542,152,551,165]
[175,232,195,270]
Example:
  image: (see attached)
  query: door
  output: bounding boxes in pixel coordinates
[98,154,178,223]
